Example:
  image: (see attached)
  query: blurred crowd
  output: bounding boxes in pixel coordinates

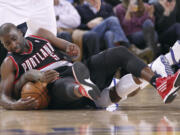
[52,0,180,63]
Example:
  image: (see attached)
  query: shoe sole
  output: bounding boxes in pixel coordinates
[164,71,180,103]
[72,62,101,100]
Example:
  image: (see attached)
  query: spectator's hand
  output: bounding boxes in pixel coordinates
[87,17,103,29]
[160,0,176,16]
[57,28,64,33]
[66,44,80,60]
[168,0,176,13]
[12,97,39,110]
[87,0,101,11]
[57,27,74,34]
[146,5,154,18]
[127,0,138,13]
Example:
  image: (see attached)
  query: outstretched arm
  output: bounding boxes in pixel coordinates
[36,28,80,60]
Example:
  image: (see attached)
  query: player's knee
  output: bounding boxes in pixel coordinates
[112,46,129,56]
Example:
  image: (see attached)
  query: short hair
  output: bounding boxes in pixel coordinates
[0,23,18,37]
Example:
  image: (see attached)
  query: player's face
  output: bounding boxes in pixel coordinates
[0,28,25,53]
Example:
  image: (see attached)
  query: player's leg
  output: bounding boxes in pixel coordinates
[103,49,180,107]
[87,46,147,90]
[48,77,89,108]
[94,74,140,108]
[101,59,173,108]
[72,62,101,100]
[95,43,180,108]
[87,46,180,103]
[49,62,101,109]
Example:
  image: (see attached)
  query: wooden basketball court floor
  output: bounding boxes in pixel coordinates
[1,85,180,135]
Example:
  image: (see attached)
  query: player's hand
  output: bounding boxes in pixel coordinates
[24,69,59,83]
[41,70,59,83]
[12,97,39,110]
[66,44,80,60]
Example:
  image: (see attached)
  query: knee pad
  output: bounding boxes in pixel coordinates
[115,74,140,100]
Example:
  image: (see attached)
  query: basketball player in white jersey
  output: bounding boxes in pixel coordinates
[0,0,101,36]
[0,0,56,36]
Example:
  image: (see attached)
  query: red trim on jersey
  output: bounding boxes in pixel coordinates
[8,56,19,80]
[14,79,19,85]
[37,62,56,70]
[29,35,50,43]
[21,40,33,55]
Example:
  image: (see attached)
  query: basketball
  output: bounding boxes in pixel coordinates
[21,81,50,109]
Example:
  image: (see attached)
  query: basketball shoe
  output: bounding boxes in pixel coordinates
[169,40,180,66]
[156,69,180,103]
[149,55,174,77]
[72,62,101,100]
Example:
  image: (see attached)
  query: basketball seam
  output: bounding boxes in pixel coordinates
[33,83,49,108]
[33,83,50,103]
[22,82,50,109]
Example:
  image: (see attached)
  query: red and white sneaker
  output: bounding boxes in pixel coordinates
[72,62,101,100]
[156,69,180,103]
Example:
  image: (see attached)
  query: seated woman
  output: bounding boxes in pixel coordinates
[114,0,159,60]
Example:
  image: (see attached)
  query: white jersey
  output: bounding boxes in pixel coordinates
[0,0,57,35]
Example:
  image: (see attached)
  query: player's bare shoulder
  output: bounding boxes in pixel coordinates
[1,56,16,76]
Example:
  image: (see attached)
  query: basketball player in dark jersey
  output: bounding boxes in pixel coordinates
[0,0,101,76]
[0,23,180,110]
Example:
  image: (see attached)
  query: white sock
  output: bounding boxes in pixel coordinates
[94,88,113,108]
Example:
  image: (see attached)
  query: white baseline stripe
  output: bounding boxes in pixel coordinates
[40,61,73,71]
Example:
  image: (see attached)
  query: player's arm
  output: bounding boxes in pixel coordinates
[14,69,59,98]
[0,57,37,110]
[35,28,80,59]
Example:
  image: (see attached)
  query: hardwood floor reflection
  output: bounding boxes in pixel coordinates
[0,85,180,135]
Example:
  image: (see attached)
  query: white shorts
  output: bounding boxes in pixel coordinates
[0,0,57,35]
